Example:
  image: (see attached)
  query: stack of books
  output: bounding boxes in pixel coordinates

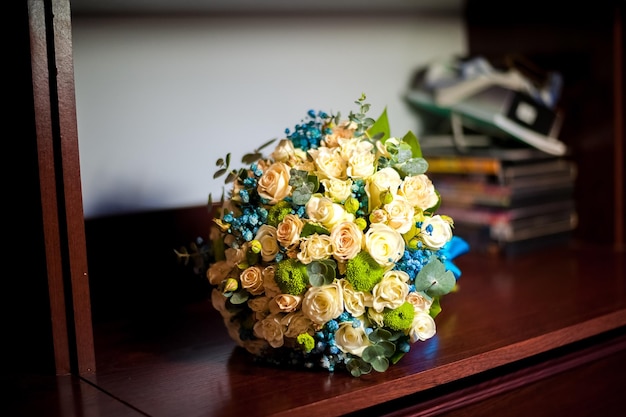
[423,146,578,256]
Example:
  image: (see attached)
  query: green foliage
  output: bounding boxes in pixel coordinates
[429,296,442,319]
[300,222,329,237]
[414,258,456,297]
[267,200,293,227]
[382,302,415,331]
[289,169,319,206]
[306,259,337,286]
[274,258,309,295]
[362,341,395,373]
[241,138,277,165]
[229,289,250,305]
[367,107,390,142]
[173,238,212,274]
[346,357,373,377]
[345,251,384,292]
[349,93,376,138]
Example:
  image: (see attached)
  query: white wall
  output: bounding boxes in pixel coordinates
[72,15,467,219]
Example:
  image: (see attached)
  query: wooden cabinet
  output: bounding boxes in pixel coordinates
[8,1,625,416]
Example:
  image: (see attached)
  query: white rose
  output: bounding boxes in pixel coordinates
[409,311,436,342]
[276,214,304,249]
[240,266,265,295]
[364,223,405,268]
[254,224,280,262]
[281,311,314,338]
[309,147,347,180]
[301,281,344,325]
[330,221,363,262]
[334,321,371,357]
[253,313,285,348]
[365,167,402,212]
[420,215,453,249]
[297,233,333,264]
[339,279,368,317]
[321,178,353,203]
[371,270,410,312]
[399,174,439,211]
[257,161,292,204]
[384,197,416,234]
[306,195,354,231]
[269,294,302,314]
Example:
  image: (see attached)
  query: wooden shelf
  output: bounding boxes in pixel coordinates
[82,240,626,416]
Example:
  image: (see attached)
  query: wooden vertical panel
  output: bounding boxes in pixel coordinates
[614,3,625,252]
[27,0,71,375]
[28,0,95,375]
[50,0,96,375]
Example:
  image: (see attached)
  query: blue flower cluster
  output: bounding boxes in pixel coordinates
[285,110,330,152]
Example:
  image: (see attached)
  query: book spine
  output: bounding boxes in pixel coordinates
[427,157,503,175]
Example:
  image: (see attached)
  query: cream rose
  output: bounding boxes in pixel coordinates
[206,260,235,286]
[365,167,402,211]
[248,295,271,321]
[384,197,416,234]
[281,311,314,338]
[297,233,333,264]
[334,321,371,357]
[309,147,347,180]
[254,224,280,262]
[364,223,405,268]
[371,270,410,312]
[211,288,233,318]
[420,215,453,249]
[330,221,363,262]
[257,161,292,204]
[253,313,285,348]
[276,214,304,249]
[262,265,281,298]
[339,279,369,317]
[321,178,353,203]
[306,195,354,231]
[409,311,436,342]
[399,174,439,211]
[347,149,376,179]
[301,281,344,325]
[269,294,302,314]
[271,139,297,163]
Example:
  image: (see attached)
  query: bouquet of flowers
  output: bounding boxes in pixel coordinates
[178,94,468,377]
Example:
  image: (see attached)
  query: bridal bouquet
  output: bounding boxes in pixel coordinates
[178,95,468,376]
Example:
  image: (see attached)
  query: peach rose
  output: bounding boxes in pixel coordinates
[257,161,292,204]
[330,221,363,262]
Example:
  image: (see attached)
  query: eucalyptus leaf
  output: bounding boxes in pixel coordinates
[230,290,249,305]
[398,157,429,177]
[415,258,456,297]
[371,356,389,373]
